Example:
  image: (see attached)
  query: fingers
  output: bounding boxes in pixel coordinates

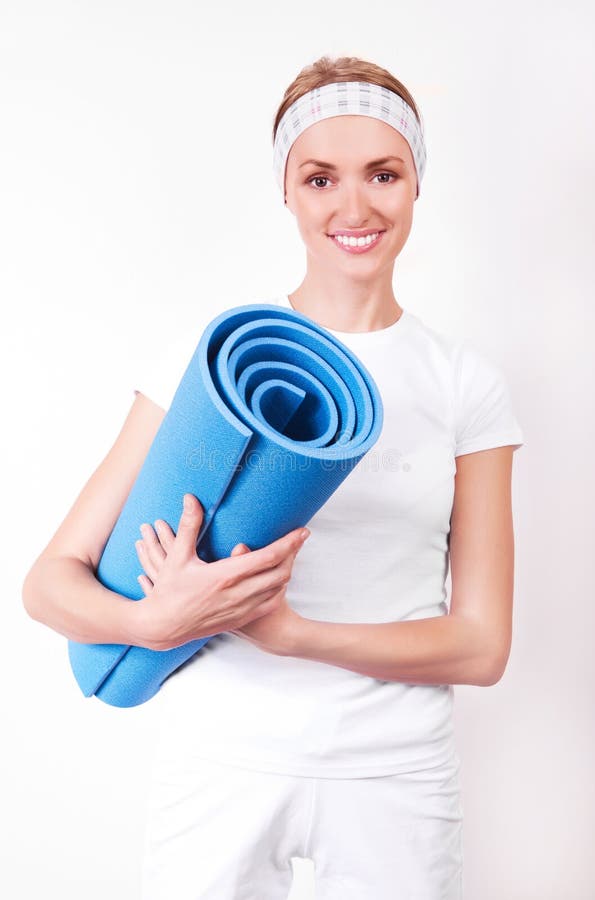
[231,543,250,557]
[135,522,166,582]
[172,493,205,560]
[231,556,294,602]
[227,539,301,601]
[219,527,310,583]
[137,573,153,594]
[154,519,175,551]
[140,522,166,559]
[135,518,175,581]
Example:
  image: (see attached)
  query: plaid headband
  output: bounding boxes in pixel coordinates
[272,81,426,201]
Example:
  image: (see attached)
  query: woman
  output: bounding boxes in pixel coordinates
[23,55,524,899]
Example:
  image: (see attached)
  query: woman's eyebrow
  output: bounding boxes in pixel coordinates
[298,155,405,170]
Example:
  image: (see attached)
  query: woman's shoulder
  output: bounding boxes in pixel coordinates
[404,313,524,454]
[404,311,503,374]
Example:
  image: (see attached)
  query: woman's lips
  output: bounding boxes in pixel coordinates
[327,231,385,254]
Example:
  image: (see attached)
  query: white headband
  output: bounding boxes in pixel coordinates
[272,80,426,201]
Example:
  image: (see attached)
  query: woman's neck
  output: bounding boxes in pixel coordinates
[287,285,403,333]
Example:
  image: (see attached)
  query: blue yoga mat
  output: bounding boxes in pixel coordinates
[68,303,384,707]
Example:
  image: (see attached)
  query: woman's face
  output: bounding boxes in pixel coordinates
[284,115,417,278]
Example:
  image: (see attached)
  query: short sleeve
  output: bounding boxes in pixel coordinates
[133,309,218,411]
[454,341,525,456]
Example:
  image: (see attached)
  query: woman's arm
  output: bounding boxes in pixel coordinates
[22,392,166,647]
[281,446,517,687]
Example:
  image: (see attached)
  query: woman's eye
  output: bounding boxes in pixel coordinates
[374,172,398,184]
[307,175,331,188]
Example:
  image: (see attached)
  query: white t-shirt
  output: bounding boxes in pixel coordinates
[134,294,524,778]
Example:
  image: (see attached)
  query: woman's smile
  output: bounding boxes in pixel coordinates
[327,230,386,254]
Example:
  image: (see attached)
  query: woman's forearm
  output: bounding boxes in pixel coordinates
[284,613,498,686]
[22,556,148,647]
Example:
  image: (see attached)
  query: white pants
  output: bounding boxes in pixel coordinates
[140,749,464,899]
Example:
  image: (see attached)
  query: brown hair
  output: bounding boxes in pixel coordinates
[272,54,422,145]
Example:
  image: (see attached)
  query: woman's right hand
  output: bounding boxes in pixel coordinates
[135,493,309,651]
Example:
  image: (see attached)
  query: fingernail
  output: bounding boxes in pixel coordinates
[300,529,310,540]
[183,494,192,511]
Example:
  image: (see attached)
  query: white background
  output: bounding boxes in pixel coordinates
[2,1,593,897]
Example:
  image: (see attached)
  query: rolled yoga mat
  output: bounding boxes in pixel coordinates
[68,303,384,708]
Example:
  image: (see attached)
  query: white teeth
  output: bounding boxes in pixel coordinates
[333,232,379,247]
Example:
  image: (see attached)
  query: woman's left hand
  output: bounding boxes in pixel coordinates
[226,542,303,656]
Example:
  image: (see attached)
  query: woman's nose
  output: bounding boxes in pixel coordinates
[338,183,370,223]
